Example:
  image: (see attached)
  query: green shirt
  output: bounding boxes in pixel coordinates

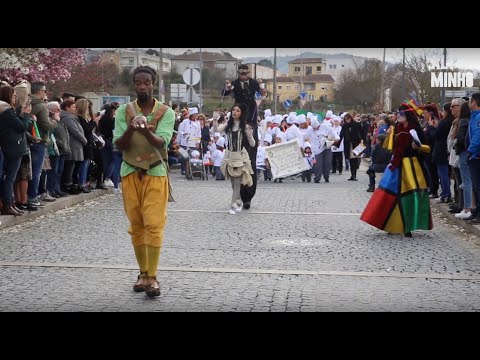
[113,99,175,177]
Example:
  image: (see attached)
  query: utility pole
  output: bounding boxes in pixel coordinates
[199,48,203,112]
[300,49,303,109]
[380,48,386,111]
[402,48,406,101]
[159,48,164,103]
[273,48,277,113]
[441,48,446,106]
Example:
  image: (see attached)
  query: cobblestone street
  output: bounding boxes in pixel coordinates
[1,168,480,311]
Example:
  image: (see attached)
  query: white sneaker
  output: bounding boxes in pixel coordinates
[235,205,243,213]
[228,208,236,215]
[114,188,122,194]
[455,210,472,219]
[103,179,114,188]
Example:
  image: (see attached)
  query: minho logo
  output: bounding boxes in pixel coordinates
[430,65,474,88]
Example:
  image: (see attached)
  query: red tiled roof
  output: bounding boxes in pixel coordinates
[289,58,325,64]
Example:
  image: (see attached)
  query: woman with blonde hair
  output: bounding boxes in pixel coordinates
[13,82,36,211]
[75,98,95,193]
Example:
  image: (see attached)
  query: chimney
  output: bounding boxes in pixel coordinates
[186,49,193,55]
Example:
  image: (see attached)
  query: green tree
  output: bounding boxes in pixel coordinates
[258,59,274,68]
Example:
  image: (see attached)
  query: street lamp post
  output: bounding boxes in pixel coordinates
[402,48,406,101]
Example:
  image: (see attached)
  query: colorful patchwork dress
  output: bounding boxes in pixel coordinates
[361,123,433,234]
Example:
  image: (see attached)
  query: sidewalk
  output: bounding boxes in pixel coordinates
[0,189,113,230]
[430,201,480,237]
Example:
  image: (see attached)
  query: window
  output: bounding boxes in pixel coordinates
[295,85,299,89]
[278,86,282,89]
[342,64,345,68]
[215,63,226,69]
[294,67,300,72]
[329,64,333,69]
[304,83,315,91]
[309,95,315,101]
[306,66,312,75]
[333,64,337,69]
[286,85,291,89]
[317,66,322,71]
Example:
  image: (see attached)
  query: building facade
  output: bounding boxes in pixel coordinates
[171,50,239,78]
[288,58,327,77]
[266,74,335,103]
[99,49,171,74]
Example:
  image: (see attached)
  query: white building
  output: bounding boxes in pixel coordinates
[323,54,366,82]
[98,49,171,74]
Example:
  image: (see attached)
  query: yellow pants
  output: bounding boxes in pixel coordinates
[122,173,169,248]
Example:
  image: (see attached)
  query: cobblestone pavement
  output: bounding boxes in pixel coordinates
[1,167,480,312]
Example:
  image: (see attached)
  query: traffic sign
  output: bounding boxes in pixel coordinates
[183,68,201,86]
[283,99,292,108]
[300,91,308,99]
[182,87,199,103]
[170,83,187,101]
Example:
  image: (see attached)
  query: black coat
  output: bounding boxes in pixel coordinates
[339,121,364,158]
[78,116,94,160]
[432,117,453,165]
[223,78,260,126]
[0,106,29,159]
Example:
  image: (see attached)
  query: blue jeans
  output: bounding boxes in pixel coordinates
[459,152,473,209]
[100,140,114,180]
[468,159,480,215]
[28,144,47,200]
[112,151,122,189]
[437,163,451,198]
[78,159,90,187]
[2,156,22,206]
[46,156,59,194]
[55,156,65,193]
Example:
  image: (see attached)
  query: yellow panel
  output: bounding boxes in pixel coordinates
[412,157,428,190]
[401,158,416,193]
[383,204,404,234]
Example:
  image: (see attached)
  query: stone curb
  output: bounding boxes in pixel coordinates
[0,189,114,230]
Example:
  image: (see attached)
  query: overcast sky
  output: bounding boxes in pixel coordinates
[163,48,480,70]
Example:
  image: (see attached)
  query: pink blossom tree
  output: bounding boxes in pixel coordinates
[0,48,86,85]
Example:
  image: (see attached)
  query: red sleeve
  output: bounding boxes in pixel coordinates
[389,131,411,170]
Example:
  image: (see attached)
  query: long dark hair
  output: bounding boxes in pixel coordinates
[460,102,471,119]
[224,103,248,134]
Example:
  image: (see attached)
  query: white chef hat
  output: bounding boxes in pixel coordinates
[214,132,221,137]
[310,117,320,128]
[273,115,282,125]
[188,107,198,115]
[191,150,200,158]
[287,113,297,125]
[325,110,333,119]
[264,133,273,144]
[216,137,225,148]
[264,109,272,118]
[297,114,307,124]
[307,112,313,119]
[276,131,286,142]
[303,141,312,149]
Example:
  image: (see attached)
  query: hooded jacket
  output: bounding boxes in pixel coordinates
[0,101,29,158]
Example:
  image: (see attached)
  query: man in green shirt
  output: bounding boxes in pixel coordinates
[114,66,174,297]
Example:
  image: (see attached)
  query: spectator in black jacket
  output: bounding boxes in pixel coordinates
[366,134,390,192]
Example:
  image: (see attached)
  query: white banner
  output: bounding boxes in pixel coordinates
[265,139,309,179]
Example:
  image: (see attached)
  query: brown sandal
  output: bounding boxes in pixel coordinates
[145,276,161,297]
[133,272,148,292]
